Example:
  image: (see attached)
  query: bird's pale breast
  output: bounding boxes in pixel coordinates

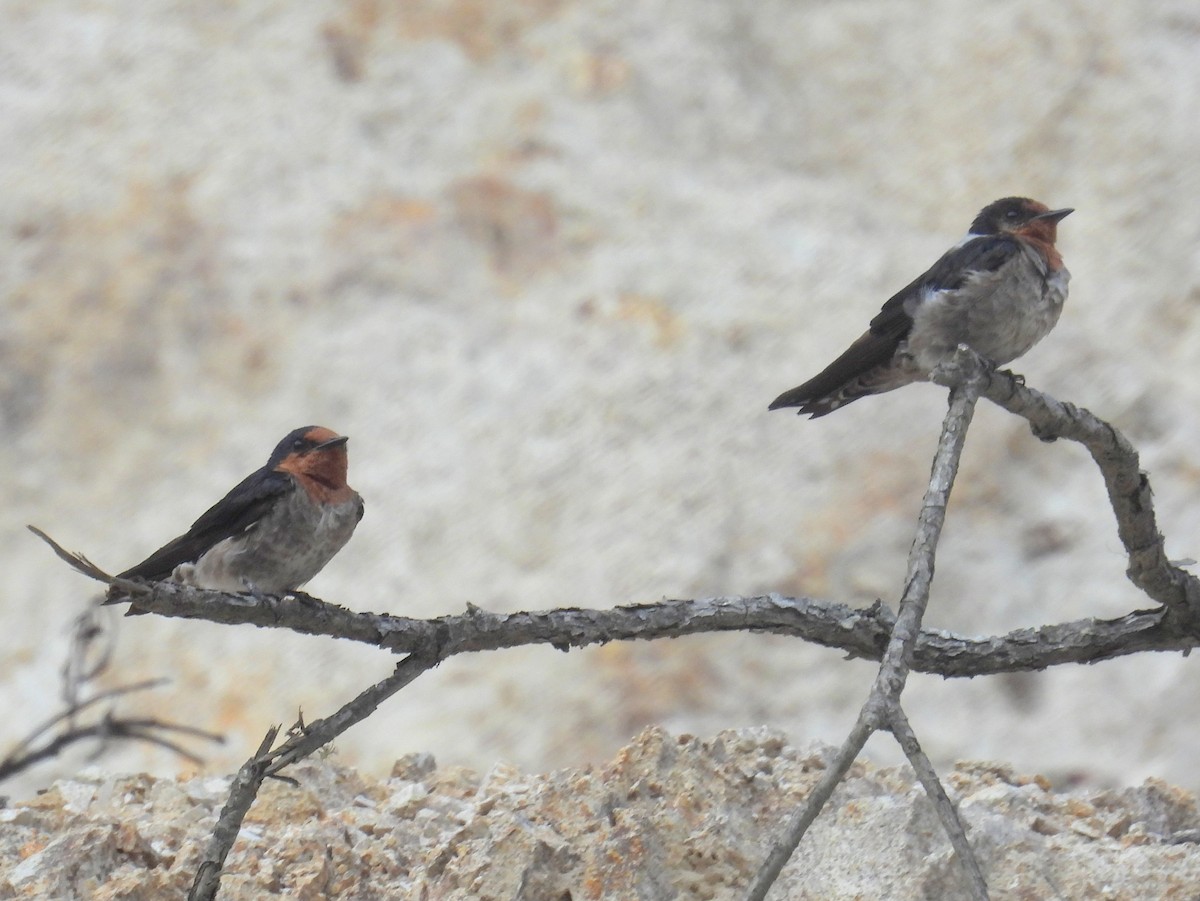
[174,484,362,593]
[906,244,1069,372]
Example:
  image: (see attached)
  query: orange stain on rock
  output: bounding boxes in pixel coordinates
[449,175,560,280]
[324,0,565,65]
[333,195,438,235]
[8,178,277,452]
[614,293,684,347]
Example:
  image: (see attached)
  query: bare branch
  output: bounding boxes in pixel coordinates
[0,607,221,785]
[954,368,1200,623]
[84,577,1194,677]
[890,707,987,896]
[61,605,115,716]
[746,710,874,896]
[263,652,436,776]
[749,349,989,901]
[0,684,222,782]
[188,653,438,900]
[8,678,170,759]
[188,726,280,901]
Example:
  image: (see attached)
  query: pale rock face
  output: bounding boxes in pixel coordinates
[3,0,1200,806]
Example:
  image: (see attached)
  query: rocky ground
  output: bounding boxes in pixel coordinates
[3,728,1199,900]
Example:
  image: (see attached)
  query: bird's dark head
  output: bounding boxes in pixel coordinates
[270,426,350,489]
[970,197,1073,242]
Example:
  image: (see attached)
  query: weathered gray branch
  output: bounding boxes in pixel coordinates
[262,651,436,776]
[188,726,279,901]
[971,368,1200,623]
[186,653,437,901]
[748,350,989,901]
[30,533,1195,679]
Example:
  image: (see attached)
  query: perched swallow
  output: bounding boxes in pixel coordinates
[769,197,1072,417]
[107,426,363,600]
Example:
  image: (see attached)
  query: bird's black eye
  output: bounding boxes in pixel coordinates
[1005,210,1019,219]
[292,438,308,452]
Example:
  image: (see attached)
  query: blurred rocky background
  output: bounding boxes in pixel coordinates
[6,729,1200,899]
[3,0,1200,805]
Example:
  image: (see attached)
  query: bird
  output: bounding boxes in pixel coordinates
[769,196,1072,418]
[106,426,363,601]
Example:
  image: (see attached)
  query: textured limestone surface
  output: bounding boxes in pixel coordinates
[3,728,1200,901]
[4,0,1200,803]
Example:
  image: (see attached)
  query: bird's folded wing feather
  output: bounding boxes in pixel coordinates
[115,469,293,582]
[767,321,908,409]
[869,235,1021,333]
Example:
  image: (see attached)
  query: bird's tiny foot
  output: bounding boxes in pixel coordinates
[996,368,1025,386]
[240,579,271,602]
[288,589,323,607]
[1030,421,1059,443]
[972,352,999,373]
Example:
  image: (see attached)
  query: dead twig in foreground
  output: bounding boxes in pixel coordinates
[748,348,989,900]
[0,605,221,785]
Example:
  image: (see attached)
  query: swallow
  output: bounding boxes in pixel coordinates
[106,426,363,601]
[769,197,1073,417]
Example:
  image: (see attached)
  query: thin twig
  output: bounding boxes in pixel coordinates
[86,718,212,769]
[744,711,875,893]
[187,653,438,900]
[62,605,114,712]
[262,651,436,776]
[5,678,170,760]
[0,697,222,782]
[890,706,984,894]
[748,348,988,901]
[188,726,280,901]
[0,603,221,785]
[968,370,1200,623]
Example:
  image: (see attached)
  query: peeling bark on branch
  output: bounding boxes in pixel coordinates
[86,583,1191,676]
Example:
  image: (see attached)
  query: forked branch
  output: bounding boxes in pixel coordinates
[748,348,989,901]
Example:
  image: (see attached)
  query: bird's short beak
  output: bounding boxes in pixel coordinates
[313,435,349,451]
[1033,207,1073,224]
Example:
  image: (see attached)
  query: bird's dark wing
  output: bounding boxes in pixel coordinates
[769,236,1022,414]
[113,468,294,585]
[868,235,1021,333]
[767,319,910,412]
